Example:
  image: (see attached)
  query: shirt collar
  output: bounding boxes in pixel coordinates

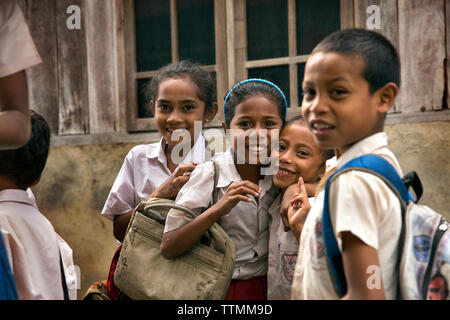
[215,148,274,191]
[332,132,389,170]
[146,135,206,165]
[0,189,37,208]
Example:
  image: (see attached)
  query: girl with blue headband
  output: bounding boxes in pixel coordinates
[161,79,287,300]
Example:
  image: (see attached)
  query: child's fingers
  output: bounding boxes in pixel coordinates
[174,163,197,177]
[229,180,261,194]
[230,185,260,198]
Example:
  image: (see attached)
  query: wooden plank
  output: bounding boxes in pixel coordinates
[446,0,450,109]
[56,0,89,135]
[85,0,120,134]
[20,0,59,135]
[288,0,298,109]
[170,0,179,62]
[245,55,309,68]
[214,0,228,123]
[233,0,249,84]
[123,0,139,132]
[114,0,128,133]
[398,0,446,112]
[340,0,354,29]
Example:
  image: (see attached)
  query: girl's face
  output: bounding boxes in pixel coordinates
[152,77,210,148]
[227,95,283,165]
[273,121,325,190]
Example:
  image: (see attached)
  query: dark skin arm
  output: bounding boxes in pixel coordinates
[160,180,261,259]
[341,232,386,299]
[113,163,198,242]
[0,70,31,150]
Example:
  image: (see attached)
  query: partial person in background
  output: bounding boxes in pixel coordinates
[0,0,42,150]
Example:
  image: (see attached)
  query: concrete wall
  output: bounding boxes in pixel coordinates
[31,121,449,299]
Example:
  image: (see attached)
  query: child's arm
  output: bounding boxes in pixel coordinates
[113,162,198,242]
[341,232,386,299]
[280,177,311,241]
[0,70,31,150]
[160,180,261,259]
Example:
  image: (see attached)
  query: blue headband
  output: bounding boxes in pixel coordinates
[223,78,288,119]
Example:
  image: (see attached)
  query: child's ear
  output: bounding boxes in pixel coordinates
[205,102,218,123]
[149,100,155,116]
[376,82,399,114]
[29,177,41,188]
[221,122,227,134]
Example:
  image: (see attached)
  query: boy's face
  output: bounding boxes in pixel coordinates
[301,52,384,156]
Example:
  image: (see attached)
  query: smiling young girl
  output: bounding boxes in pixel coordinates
[100,60,217,299]
[161,79,287,300]
[268,115,333,299]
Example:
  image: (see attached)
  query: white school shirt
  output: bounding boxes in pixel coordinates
[164,147,279,280]
[267,193,314,300]
[101,135,206,221]
[0,189,77,300]
[0,0,42,77]
[291,132,403,300]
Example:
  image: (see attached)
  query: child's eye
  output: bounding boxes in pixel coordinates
[297,150,309,157]
[158,104,170,111]
[278,144,287,151]
[265,120,276,127]
[302,88,316,99]
[183,105,194,111]
[330,89,348,97]
[238,121,251,128]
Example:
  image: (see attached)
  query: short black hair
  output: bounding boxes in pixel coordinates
[144,60,217,114]
[0,111,50,187]
[313,28,400,93]
[223,80,287,127]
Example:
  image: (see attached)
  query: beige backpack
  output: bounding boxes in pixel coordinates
[113,161,236,300]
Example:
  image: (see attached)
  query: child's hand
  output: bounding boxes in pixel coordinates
[213,181,261,216]
[149,162,198,200]
[281,177,311,241]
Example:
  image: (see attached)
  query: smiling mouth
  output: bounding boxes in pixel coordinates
[311,122,334,131]
[166,128,187,133]
[276,167,296,177]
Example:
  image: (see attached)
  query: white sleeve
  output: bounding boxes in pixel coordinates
[329,171,399,251]
[101,150,136,221]
[0,1,42,77]
[164,161,215,233]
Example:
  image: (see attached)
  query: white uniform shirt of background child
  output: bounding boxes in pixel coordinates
[0,0,42,77]
[102,135,206,221]
[164,147,279,279]
[291,132,403,300]
[0,189,77,300]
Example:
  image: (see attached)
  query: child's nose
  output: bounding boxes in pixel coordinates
[167,110,183,124]
[309,95,327,114]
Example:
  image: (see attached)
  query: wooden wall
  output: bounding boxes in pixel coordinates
[18,0,126,137]
[19,0,450,138]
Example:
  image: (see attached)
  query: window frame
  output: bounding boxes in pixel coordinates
[123,0,228,132]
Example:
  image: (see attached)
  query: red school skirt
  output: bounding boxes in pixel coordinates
[225,275,267,300]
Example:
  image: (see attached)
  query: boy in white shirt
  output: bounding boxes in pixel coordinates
[290,28,403,300]
[0,111,76,299]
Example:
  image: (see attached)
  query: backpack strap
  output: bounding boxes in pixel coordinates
[322,154,410,297]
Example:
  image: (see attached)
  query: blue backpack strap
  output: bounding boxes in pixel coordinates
[322,154,410,297]
[0,225,18,300]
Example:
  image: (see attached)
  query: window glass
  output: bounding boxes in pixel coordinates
[296,0,341,55]
[246,0,289,60]
[248,65,290,107]
[178,0,215,65]
[137,78,152,118]
[135,0,171,71]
